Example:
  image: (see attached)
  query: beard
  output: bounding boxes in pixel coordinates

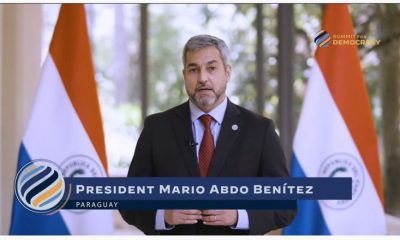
[192,93,218,108]
[188,84,226,110]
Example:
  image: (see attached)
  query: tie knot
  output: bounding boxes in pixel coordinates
[199,114,213,128]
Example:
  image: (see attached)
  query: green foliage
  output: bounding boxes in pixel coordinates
[293,4,322,124]
[148,6,186,114]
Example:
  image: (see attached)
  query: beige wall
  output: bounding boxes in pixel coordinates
[0,4,42,235]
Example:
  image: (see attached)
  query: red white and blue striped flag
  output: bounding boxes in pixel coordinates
[284,4,386,234]
[10,4,113,234]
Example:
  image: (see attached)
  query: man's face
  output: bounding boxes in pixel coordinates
[183,46,231,112]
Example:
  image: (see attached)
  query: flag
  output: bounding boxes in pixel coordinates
[284,4,386,235]
[10,4,113,234]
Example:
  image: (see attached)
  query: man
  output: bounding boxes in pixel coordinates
[120,34,296,235]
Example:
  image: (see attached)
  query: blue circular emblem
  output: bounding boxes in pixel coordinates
[14,159,67,214]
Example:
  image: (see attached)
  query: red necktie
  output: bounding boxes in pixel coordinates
[199,114,214,177]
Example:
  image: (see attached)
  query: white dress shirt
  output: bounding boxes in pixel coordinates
[155,98,249,230]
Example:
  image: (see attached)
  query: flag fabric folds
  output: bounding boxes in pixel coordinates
[10,4,113,234]
[284,4,386,235]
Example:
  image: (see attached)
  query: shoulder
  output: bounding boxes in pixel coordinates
[143,101,188,126]
[229,101,274,128]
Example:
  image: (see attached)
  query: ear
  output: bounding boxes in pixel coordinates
[225,64,232,82]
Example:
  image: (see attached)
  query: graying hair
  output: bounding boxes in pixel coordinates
[182,34,230,68]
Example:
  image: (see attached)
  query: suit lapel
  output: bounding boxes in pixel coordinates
[172,101,201,176]
[208,100,242,177]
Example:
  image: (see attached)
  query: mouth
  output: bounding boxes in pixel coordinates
[196,87,213,92]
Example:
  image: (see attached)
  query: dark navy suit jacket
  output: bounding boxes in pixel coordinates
[120,100,296,235]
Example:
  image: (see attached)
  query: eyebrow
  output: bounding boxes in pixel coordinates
[186,60,219,67]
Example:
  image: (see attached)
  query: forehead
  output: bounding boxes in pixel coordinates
[185,46,223,66]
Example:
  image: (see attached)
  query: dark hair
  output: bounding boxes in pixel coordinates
[182,34,230,67]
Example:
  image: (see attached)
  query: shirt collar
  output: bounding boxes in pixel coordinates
[189,97,227,125]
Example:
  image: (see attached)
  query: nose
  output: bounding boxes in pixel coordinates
[198,68,209,84]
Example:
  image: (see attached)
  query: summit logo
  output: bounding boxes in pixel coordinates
[314,30,331,48]
[14,160,69,214]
